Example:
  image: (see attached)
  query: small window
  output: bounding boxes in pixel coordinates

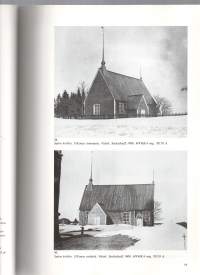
[122,212,130,224]
[119,102,126,114]
[93,104,100,115]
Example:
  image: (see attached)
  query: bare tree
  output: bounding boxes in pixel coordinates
[78,81,88,95]
[154,201,162,222]
[78,81,88,115]
[154,95,172,116]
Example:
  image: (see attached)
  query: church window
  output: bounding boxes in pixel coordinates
[93,104,100,115]
[119,102,126,114]
[122,212,130,224]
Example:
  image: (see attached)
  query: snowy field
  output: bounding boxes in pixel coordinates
[60,222,186,250]
[55,116,187,138]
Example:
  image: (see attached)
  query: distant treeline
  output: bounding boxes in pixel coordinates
[54,87,86,118]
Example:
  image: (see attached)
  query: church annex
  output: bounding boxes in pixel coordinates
[79,163,155,227]
[84,28,157,119]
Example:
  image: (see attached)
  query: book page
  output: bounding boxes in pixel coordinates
[17,5,200,275]
[0,5,18,275]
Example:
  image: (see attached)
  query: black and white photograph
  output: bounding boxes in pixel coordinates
[54,150,187,250]
[55,26,187,138]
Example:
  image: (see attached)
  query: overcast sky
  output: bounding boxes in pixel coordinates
[59,150,187,223]
[55,26,187,112]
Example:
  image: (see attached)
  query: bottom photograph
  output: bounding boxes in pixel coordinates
[54,150,187,251]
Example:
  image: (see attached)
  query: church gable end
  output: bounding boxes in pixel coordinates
[88,203,107,225]
[85,70,114,118]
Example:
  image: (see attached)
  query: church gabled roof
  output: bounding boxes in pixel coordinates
[79,184,154,212]
[99,68,156,105]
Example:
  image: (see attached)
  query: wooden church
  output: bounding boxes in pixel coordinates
[79,161,155,227]
[84,28,157,119]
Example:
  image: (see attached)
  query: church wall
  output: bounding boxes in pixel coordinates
[148,101,158,116]
[143,210,154,226]
[107,211,122,224]
[127,109,137,117]
[79,210,88,226]
[85,71,114,118]
[80,209,154,226]
[130,210,137,225]
[135,210,154,226]
[115,100,128,118]
[107,210,153,226]
[107,211,135,225]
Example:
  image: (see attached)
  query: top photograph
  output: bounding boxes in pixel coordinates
[54,26,187,138]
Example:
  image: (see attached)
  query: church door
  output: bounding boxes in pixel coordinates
[94,216,100,225]
[136,213,143,226]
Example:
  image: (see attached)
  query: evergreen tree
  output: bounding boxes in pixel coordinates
[54,81,88,118]
[61,90,69,118]
[55,93,62,117]
[76,87,83,116]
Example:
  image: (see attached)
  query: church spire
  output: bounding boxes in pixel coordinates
[100,26,106,71]
[87,152,93,191]
[90,152,93,182]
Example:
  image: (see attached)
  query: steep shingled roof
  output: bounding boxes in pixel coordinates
[100,68,156,105]
[79,184,154,212]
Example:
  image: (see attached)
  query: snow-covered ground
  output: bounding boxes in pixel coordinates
[55,116,187,138]
[60,222,186,250]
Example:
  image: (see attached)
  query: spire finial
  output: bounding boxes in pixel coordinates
[87,152,93,191]
[101,26,106,69]
[90,151,93,180]
[152,169,155,184]
[139,65,142,80]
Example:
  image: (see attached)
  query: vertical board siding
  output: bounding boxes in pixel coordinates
[85,70,114,117]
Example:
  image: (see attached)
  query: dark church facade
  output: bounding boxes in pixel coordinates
[84,28,157,119]
[84,65,157,119]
